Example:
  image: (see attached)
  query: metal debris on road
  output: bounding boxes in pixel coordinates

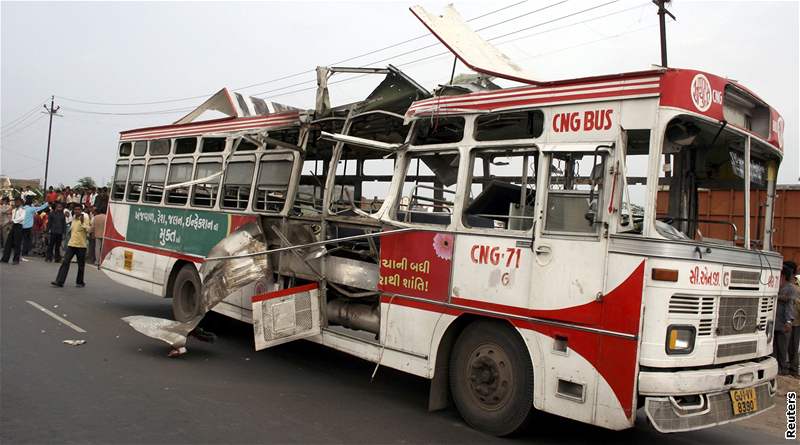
[62,339,86,346]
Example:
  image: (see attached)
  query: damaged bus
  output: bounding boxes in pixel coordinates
[103,5,789,436]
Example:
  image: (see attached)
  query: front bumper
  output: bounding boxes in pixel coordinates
[639,357,778,432]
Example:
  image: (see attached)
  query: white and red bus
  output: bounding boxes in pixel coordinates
[102,6,788,436]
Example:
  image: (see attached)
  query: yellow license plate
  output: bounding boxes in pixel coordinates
[730,387,758,416]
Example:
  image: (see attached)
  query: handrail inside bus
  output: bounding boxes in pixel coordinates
[204,227,416,261]
[163,171,223,191]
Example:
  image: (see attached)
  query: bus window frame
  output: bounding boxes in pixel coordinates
[142,158,169,204]
[126,160,146,203]
[220,154,256,212]
[165,157,195,207]
[389,148,462,229]
[112,160,130,201]
[190,156,223,209]
[253,151,295,214]
[461,145,538,234]
[541,150,608,239]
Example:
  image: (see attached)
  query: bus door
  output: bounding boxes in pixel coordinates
[528,146,613,423]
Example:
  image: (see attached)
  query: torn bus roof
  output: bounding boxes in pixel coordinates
[174,87,301,125]
[119,111,304,141]
[410,4,539,85]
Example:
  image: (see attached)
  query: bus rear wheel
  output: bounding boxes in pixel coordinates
[171,265,202,322]
[449,320,534,436]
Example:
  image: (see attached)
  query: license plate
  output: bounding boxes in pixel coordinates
[730,387,758,416]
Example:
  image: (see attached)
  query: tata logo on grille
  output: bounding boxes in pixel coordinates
[732,308,748,331]
[690,74,713,112]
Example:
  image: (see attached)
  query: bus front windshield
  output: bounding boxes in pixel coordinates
[655,116,780,250]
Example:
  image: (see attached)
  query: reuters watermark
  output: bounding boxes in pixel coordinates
[787,391,797,440]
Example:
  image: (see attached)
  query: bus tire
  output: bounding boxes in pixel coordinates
[171,265,202,322]
[449,320,534,436]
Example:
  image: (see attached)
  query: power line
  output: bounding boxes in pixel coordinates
[58,0,626,113]
[1,98,48,131]
[54,0,537,107]
[0,114,46,139]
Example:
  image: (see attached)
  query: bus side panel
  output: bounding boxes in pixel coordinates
[100,203,156,292]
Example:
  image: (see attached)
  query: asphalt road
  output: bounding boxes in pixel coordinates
[0,257,788,444]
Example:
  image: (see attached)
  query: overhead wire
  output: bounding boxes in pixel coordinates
[1,98,48,131]
[0,114,46,139]
[54,0,536,107]
[59,0,636,114]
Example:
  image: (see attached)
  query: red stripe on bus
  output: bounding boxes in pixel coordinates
[103,238,205,263]
[251,283,319,303]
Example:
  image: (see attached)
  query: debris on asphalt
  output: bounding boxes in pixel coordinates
[40,330,46,334]
[62,339,86,346]
[167,347,187,358]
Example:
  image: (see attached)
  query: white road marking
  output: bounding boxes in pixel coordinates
[26,300,87,333]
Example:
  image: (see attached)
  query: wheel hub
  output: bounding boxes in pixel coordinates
[466,343,513,410]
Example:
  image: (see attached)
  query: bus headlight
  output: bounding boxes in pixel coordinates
[666,325,696,354]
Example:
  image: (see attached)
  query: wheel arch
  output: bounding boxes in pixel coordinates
[164,259,198,298]
[427,313,535,412]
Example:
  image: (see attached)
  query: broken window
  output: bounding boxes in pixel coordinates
[329,147,359,215]
[544,151,605,234]
[143,161,167,203]
[166,159,193,205]
[253,153,294,213]
[112,162,129,200]
[361,158,395,214]
[221,158,255,210]
[296,158,327,214]
[619,130,651,234]
[412,117,465,145]
[149,139,171,156]
[126,162,145,202]
[395,151,460,225]
[235,136,259,152]
[474,110,544,141]
[133,141,147,157]
[191,158,222,208]
[201,137,226,153]
[464,148,537,230]
[175,137,197,154]
[119,142,132,157]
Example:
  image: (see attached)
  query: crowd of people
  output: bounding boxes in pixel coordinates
[0,185,108,287]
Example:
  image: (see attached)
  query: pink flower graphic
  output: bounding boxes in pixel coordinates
[432,233,454,261]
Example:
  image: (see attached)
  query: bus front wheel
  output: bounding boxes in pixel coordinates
[449,320,534,436]
[171,265,202,322]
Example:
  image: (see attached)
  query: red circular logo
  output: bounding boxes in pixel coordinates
[690,74,713,112]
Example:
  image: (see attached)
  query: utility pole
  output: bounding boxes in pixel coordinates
[42,95,60,191]
[653,0,676,67]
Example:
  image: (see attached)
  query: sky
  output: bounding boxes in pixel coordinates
[1,0,798,187]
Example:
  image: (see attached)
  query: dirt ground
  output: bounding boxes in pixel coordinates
[734,375,797,440]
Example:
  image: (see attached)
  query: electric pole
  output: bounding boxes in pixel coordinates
[42,95,60,191]
[653,0,676,67]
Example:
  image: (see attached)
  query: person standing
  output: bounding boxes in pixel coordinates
[46,202,67,262]
[774,263,797,375]
[20,186,36,201]
[785,261,800,378]
[0,196,11,248]
[86,207,96,264]
[91,209,106,266]
[21,197,48,256]
[51,204,91,288]
[94,187,109,213]
[1,198,25,264]
[46,186,57,204]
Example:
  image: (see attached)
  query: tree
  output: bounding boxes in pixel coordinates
[76,177,97,189]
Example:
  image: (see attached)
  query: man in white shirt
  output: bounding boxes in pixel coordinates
[1,198,25,264]
[20,186,36,201]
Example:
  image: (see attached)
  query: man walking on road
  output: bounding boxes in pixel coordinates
[1,198,25,264]
[46,202,67,263]
[21,197,48,256]
[51,204,91,288]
